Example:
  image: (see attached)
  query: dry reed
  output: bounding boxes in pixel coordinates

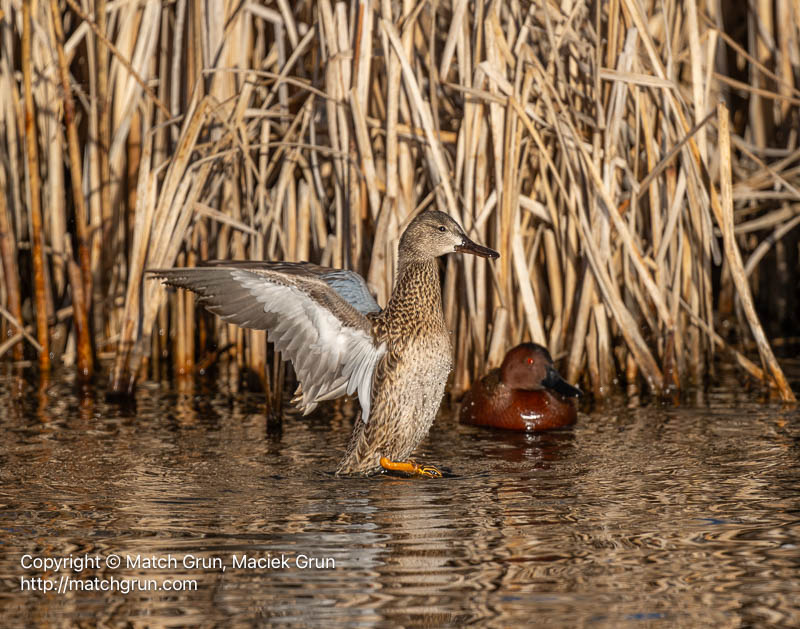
[0,0,797,403]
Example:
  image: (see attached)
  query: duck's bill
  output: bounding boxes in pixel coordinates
[455,237,500,259]
[544,367,582,398]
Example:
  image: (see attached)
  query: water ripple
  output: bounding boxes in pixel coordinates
[0,369,799,627]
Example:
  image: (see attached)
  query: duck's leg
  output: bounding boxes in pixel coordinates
[379,456,442,478]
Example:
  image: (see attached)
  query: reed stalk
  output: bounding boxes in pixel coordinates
[94,0,111,344]
[0,1,796,404]
[0,177,23,360]
[21,0,49,371]
[50,0,93,378]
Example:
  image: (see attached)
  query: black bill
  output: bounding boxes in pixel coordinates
[455,237,500,259]
[543,366,582,398]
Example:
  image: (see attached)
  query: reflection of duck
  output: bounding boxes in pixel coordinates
[474,430,577,468]
[150,210,498,477]
[460,343,581,431]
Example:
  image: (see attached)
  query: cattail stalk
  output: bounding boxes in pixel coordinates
[50,0,93,378]
[21,0,49,370]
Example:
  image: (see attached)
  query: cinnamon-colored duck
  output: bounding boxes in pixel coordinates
[460,343,581,431]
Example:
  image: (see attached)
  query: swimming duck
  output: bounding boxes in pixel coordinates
[149,210,499,476]
[460,343,581,431]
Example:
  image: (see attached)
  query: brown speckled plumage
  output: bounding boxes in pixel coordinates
[337,259,452,474]
[148,210,498,476]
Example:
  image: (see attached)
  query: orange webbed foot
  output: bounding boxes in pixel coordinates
[380,456,442,478]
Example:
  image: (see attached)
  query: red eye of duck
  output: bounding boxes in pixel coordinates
[526,357,533,365]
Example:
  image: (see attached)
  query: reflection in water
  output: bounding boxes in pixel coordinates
[0,364,799,627]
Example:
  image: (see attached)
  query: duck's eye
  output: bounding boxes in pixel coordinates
[438,226,446,232]
[526,358,534,365]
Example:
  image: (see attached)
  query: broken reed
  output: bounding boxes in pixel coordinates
[0,0,797,402]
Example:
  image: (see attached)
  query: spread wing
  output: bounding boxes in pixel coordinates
[148,265,386,421]
[199,260,382,315]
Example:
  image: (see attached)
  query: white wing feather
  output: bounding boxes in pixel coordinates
[149,267,386,422]
[209,268,385,422]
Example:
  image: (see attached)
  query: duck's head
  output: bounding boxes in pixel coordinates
[500,343,582,397]
[399,210,499,262]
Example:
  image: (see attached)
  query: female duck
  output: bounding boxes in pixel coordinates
[150,210,498,477]
[460,343,581,431]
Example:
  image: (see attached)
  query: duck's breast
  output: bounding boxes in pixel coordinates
[460,378,576,431]
[371,327,452,459]
[511,390,577,430]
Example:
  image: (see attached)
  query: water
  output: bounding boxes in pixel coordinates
[1,362,799,627]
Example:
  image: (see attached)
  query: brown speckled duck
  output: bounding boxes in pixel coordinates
[149,210,499,477]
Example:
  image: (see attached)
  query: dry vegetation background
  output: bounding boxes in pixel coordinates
[0,0,798,403]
